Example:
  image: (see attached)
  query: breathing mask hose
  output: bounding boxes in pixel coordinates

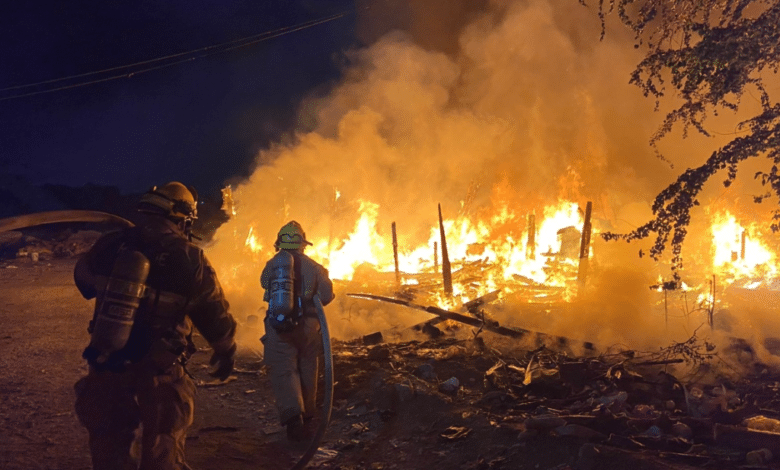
[290,294,334,470]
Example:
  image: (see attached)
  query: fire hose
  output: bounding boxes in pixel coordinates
[0,210,134,233]
[0,210,334,468]
[290,294,334,470]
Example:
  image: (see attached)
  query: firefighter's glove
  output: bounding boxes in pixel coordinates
[208,343,236,381]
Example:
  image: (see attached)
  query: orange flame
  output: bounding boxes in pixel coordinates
[710,211,777,283]
[226,181,595,308]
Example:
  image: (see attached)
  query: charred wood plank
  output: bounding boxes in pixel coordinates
[578,201,592,286]
[391,221,400,285]
[347,292,596,352]
[462,289,501,314]
[631,359,685,366]
[438,203,452,296]
[407,290,502,337]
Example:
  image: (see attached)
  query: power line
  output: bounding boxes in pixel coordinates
[0,8,352,102]
[1,13,343,93]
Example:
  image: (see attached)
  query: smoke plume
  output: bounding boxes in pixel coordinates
[208,0,780,361]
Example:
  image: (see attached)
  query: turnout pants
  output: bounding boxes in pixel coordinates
[74,362,196,470]
[261,316,321,425]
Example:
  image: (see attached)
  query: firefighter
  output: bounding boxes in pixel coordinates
[73,181,237,470]
[260,220,335,441]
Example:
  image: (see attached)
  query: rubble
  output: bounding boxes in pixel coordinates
[347,292,596,352]
[438,377,460,395]
[324,330,780,469]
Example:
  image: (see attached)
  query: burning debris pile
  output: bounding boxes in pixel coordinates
[204,0,780,359]
[215,193,607,343]
[321,331,780,469]
[193,5,780,463]
[217,184,780,359]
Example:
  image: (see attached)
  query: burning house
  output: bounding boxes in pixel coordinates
[204,0,780,357]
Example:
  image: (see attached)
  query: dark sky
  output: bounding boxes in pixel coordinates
[0,0,360,196]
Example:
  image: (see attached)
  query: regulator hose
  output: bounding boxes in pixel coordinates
[290,294,334,470]
[0,210,134,233]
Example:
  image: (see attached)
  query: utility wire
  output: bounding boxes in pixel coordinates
[0,8,352,102]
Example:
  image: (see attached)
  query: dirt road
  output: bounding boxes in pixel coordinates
[0,257,307,470]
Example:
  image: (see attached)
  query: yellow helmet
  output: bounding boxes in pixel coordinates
[275,220,312,250]
[138,182,198,220]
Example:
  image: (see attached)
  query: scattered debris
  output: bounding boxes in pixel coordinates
[440,426,471,441]
[347,292,596,351]
[199,376,238,387]
[326,330,780,469]
[2,229,104,261]
[438,377,460,395]
[308,448,339,466]
[362,332,384,345]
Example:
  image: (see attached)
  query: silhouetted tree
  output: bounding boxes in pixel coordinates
[593,0,780,280]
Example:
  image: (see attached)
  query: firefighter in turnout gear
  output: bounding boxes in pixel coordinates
[73,182,237,470]
[260,221,335,441]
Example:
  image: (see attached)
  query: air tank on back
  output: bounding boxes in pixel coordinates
[268,249,295,319]
[89,250,150,361]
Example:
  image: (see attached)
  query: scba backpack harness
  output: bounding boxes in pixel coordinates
[267,250,304,333]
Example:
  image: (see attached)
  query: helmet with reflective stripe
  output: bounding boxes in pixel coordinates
[138,182,198,220]
[275,220,312,250]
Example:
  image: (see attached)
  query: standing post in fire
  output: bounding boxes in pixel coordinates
[260,221,335,442]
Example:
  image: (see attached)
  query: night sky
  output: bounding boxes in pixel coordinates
[0,0,363,197]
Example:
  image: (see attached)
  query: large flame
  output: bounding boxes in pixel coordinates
[710,211,778,284]
[204,0,780,351]
[310,200,387,280]
[231,188,589,308]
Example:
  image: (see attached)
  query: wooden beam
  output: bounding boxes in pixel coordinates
[347,292,596,352]
[526,213,536,260]
[578,201,593,286]
[392,221,400,285]
[438,204,453,296]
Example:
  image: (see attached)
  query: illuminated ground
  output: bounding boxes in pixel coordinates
[1,256,774,470]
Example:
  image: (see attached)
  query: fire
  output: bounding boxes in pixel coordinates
[220,185,237,217]
[235,190,589,306]
[219,186,780,345]
[710,211,777,282]
[503,202,584,286]
[244,226,262,253]
[317,199,586,290]
[310,200,386,280]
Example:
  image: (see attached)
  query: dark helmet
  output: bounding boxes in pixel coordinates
[138,182,198,221]
[274,221,313,250]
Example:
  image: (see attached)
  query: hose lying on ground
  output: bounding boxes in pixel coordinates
[290,294,334,470]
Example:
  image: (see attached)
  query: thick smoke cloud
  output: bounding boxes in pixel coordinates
[209,0,777,357]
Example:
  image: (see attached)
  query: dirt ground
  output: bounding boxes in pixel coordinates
[0,256,774,470]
